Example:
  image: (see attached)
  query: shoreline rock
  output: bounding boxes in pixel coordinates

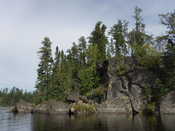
[10,91,175,115]
[160,91,175,114]
[10,100,69,114]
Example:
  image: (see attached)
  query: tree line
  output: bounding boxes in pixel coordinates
[33,7,175,103]
[0,87,34,106]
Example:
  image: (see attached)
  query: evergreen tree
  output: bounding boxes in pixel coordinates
[51,45,63,99]
[160,10,175,33]
[78,36,87,65]
[109,20,128,56]
[89,21,108,63]
[36,37,53,101]
[66,42,81,91]
[128,6,145,47]
[54,46,60,68]
[160,11,175,93]
[134,6,145,33]
[32,8,175,104]
[128,6,153,57]
[79,44,101,97]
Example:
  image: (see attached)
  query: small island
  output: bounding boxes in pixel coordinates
[1,7,175,118]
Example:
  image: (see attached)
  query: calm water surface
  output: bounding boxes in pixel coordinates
[0,107,175,131]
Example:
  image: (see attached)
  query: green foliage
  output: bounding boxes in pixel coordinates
[71,102,96,114]
[36,37,53,101]
[133,44,161,69]
[134,6,145,33]
[0,87,35,106]
[109,20,128,56]
[128,6,146,49]
[31,7,175,106]
[159,10,175,33]
[89,21,108,63]
[143,102,156,115]
[79,64,100,95]
[116,56,129,75]
[85,87,107,103]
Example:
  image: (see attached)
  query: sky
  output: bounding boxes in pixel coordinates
[0,0,174,91]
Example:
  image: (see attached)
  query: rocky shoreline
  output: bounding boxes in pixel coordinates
[10,90,175,115]
[10,58,175,115]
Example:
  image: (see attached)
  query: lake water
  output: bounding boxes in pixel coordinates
[0,107,175,131]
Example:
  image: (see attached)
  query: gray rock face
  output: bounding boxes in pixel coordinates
[104,58,153,114]
[10,100,34,113]
[97,96,132,114]
[160,91,175,114]
[105,58,175,114]
[11,100,69,114]
[34,100,69,114]
[10,58,175,115]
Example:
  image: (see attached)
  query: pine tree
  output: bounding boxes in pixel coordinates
[36,37,53,101]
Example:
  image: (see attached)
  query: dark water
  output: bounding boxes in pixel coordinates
[1,107,175,131]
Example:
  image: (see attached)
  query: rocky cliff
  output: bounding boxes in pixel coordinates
[98,57,175,114]
[11,57,175,115]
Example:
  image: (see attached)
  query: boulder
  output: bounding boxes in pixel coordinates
[34,100,69,114]
[10,100,34,113]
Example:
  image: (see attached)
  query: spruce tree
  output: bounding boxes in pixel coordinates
[36,37,53,101]
[109,20,128,56]
[89,21,108,63]
[128,6,145,47]
[78,36,87,65]
[51,45,62,99]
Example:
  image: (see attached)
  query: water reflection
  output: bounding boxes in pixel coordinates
[31,114,169,131]
[0,107,32,131]
[1,107,175,131]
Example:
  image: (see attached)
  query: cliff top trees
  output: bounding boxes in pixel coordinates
[134,6,145,33]
[159,11,175,93]
[89,21,108,63]
[160,10,175,33]
[128,6,146,48]
[109,20,128,56]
